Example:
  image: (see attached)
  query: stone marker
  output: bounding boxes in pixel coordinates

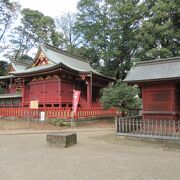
[46,132,77,148]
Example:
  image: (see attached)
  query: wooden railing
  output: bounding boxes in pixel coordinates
[115,116,180,138]
[24,97,63,103]
[0,107,119,119]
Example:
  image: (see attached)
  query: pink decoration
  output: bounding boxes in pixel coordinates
[72,90,81,114]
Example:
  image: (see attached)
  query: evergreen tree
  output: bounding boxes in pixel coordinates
[137,0,180,60]
[75,0,143,79]
[8,8,63,60]
[101,80,141,115]
[0,61,8,76]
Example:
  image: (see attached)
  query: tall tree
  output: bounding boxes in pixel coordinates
[75,0,112,74]
[55,12,79,51]
[107,0,143,79]
[75,0,142,79]
[0,0,20,52]
[9,8,63,60]
[136,0,180,60]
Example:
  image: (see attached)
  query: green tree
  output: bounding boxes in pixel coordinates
[0,0,20,52]
[75,0,143,79]
[73,46,100,69]
[0,60,8,76]
[9,8,63,60]
[75,0,112,75]
[101,81,141,115]
[0,60,8,97]
[136,0,180,60]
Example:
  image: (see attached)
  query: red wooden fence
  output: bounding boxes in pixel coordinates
[0,107,119,120]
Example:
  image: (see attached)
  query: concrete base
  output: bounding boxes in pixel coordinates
[116,133,180,145]
[46,132,77,148]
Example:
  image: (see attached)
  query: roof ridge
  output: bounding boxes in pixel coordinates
[43,43,89,63]
[135,56,180,67]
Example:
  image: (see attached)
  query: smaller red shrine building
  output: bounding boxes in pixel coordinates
[0,44,115,109]
[124,57,180,120]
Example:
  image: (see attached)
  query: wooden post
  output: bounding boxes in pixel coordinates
[173,120,176,135]
[59,76,61,106]
[22,78,25,109]
[121,119,124,133]
[87,79,91,108]
[136,119,139,134]
[90,72,92,107]
[86,73,92,108]
[10,77,12,94]
[59,69,62,107]
[142,84,145,120]
[171,84,175,120]
[115,116,117,133]
[43,79,45,107]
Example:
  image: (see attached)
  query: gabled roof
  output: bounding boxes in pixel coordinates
[41,44,95,73]
[124,57,180,83]
[11,44,115,80]
[10,61,27,72]
[0,61,28,81]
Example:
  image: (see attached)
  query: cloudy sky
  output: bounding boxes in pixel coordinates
[16,0,79,17]
[0,0,80,59]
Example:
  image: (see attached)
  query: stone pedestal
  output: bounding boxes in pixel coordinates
[46,132,77,148]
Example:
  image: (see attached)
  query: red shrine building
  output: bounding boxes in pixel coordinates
[0,44,115,109]
[124,57,180,120]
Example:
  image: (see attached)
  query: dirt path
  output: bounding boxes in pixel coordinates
[0,130,180,180]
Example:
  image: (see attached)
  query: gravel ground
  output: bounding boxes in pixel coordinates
[0,130,180,180]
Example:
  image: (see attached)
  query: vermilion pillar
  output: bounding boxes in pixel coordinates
[87,78,91,108]
[22,78,25,108]
[59,69,62,107]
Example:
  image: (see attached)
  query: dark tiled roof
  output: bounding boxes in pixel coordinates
[11,44,115,80]
[124,57,180,82]
[42,44,95,73]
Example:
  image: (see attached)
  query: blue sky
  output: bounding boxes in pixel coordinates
[15,0,79,17]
